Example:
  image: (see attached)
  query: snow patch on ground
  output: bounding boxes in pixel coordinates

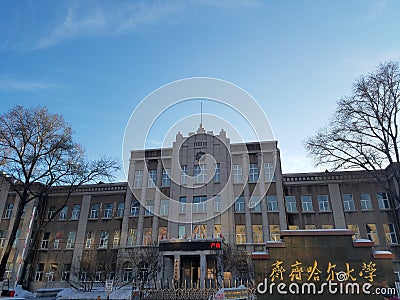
[56,287,134,299]
[14,285,35,299]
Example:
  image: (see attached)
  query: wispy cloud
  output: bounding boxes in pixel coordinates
[33,1,184,49]
[0,75,53,91]
[362,0,389,22]
[32,0,261,50]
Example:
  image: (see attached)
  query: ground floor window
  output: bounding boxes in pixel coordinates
[35,263,44,281]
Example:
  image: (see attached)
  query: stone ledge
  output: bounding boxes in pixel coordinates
[373,251,395,259]
[281,229,354,236]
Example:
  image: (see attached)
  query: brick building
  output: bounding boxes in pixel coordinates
[0,125,399,290]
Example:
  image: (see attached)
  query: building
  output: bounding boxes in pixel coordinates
[0,125,399,291]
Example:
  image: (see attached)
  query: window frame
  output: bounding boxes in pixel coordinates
[249,163,259,183]
[317,195,331,212]
[285,196,297,212]
[233,164,243,183]
[301,195,314,212]
[162,169,171,187]
[342,194,356,211]
[71,204,80,220]
[267,195,278,212]
[360,193,372,210]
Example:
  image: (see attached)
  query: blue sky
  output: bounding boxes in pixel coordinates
[1,0,400,181]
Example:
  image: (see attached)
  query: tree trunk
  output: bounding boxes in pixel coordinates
[17,193,47,288]
[17,229,40,287]
[0,188,27,284]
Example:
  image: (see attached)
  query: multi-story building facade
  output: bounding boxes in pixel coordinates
[1,125,399,291]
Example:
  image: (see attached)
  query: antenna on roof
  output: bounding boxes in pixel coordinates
[200,100,203,127]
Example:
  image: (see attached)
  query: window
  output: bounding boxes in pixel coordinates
[181,165,188,184]
[134,170,143,188]
[21,206,26,219]
[193,196,207,213]
[301,196,313,212]
[377,192,390,209]
[321,225,333,229]
[317,195,330,212]
[95,271,102,282]
[214,195,221,212]
[145,200,154,215]
[143,228,152,245]
[4,203,13,218]
[383,224,398,244]
[249,163,258,183]
[178,225,186,239]
[66,231,76,249]
[5,263,13,279]
[194,164,207,184]
[13,230,20,247]
[103,203,113,218]
[236,225,246,244]
[305,224,316,230]
[366,224,379,244]
[35,263,44,281]
[117,202,124,218]
[248,196,260,212]
[289,225,299,230]
[99,230,109,248]
[90,204,100,219]
[267,195,278,211]
[131,200,140,216]
[179,196,186,213]
[0,230,6,248]
[160,199,169,215]
[59,206,68,220]
[162,169,171,187]
[80,272,87,282]
[71,205,80,220]
[253,225,263,243]
[342,194,355,211]
[235,196,245,212]
[214,163,221,183]
[192,224,207,239]
[86,232,94,249]
[270,225,280,241]
[360,193,372,210]
[61,264,71,282]
[47,206,55,219]
[158,227,167,241]
[127,228,137,246]
[113,230,121,247]
[214,224,222,238]
[123,262,133,282]
[285,196,297,212]
[47,263,58,281]
[264,163,275,182]
[233,164,243,183]
[54,231,62,249]
[148,170,157,187]
[41,232,50,249]
[347,224,361,240]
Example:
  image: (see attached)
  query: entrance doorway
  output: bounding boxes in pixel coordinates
[181,256,199,288]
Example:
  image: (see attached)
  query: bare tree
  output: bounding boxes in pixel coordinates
[122,246,161,290]
[220,244,253,285]
[72,250,120,292]
[305,61,400,206]
[0,105,119,285]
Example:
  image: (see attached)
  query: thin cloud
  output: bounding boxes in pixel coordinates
[33,0,262,50]
[362,0,389,22]
[34,1,184,50]
[0,76,53,91]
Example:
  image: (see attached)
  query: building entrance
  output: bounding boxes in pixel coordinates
[180,256,199,288]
